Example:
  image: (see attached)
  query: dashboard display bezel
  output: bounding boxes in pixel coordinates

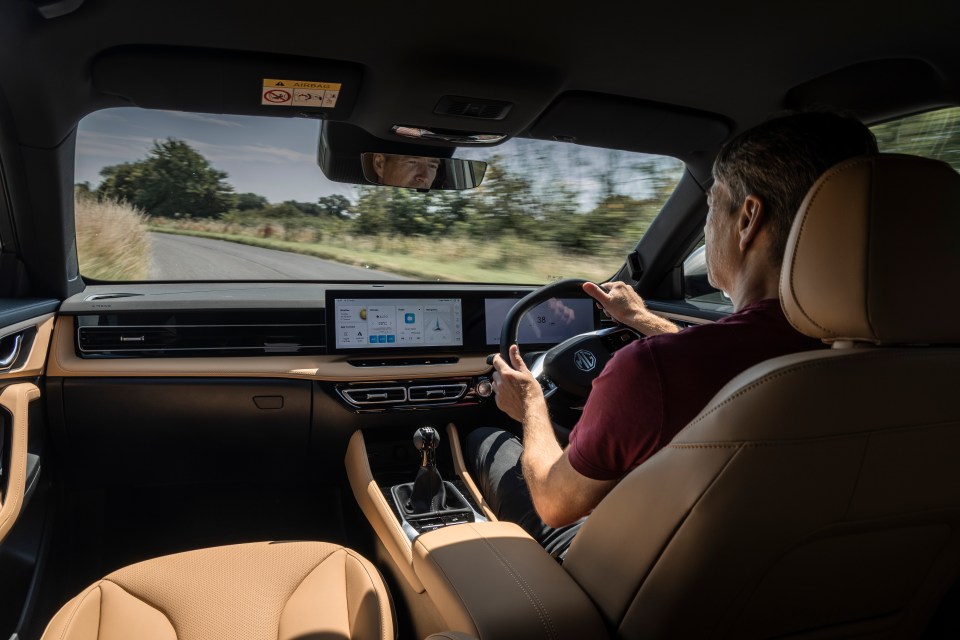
[324,289,602,355]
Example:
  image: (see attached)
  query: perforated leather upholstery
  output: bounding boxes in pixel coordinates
[41,542,393,640]
[781,154,960,344]
[562,154,960,638]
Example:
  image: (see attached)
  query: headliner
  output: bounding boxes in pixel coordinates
[1,0,958,153]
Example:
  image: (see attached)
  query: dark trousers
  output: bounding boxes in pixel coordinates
[465,427,584,560]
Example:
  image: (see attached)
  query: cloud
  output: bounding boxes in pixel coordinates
[161,111,243,128]
[182,139,315,165]
[74,130,156,160]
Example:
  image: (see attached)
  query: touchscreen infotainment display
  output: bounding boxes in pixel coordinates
[484,297,596,345]
[333,298,463,349]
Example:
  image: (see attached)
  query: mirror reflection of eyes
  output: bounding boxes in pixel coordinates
[360,152,488,191]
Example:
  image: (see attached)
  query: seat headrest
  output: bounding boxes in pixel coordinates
[781,154,960,345]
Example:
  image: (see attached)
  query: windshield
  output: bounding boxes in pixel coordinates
[74,108,682,284]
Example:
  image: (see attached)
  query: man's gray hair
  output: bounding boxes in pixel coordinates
[712,112,879,266]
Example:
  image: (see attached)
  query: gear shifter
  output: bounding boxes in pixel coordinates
[407,426,447,513]
[388,426,480,538]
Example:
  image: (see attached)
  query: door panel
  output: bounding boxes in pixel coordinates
[0,311,56,639]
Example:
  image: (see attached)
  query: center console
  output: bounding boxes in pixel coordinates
[345,425,608,640]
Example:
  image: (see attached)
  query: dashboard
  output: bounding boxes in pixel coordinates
[61,283,604,362]
[46,282,708,486]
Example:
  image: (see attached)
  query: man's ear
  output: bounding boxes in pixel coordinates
[737,194,766,252]
[372,154,385,179]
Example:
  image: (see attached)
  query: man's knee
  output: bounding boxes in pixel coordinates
[465,427,504,473]
[464,427,520,478]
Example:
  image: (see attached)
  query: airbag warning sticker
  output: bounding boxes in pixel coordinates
[261,79,342,108]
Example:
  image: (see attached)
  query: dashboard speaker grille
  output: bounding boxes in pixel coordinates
[75,311,325,358]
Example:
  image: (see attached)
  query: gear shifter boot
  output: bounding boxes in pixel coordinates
[409,465,447,512]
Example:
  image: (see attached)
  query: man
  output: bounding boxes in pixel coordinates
[370,153,440,189]
[467,112,879,558]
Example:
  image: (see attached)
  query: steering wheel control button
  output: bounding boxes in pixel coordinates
[476,378,494,397]
[538,375,558,397]
[574,349,597,372]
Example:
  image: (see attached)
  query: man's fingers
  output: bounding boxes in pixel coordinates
[582,281,610,303]
[508,344,529,372]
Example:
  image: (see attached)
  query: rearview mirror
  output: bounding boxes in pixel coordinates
[361,153,486,191]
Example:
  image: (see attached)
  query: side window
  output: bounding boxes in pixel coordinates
[870,106,960,171]
[683,105,960,310]
[683,240,733,311]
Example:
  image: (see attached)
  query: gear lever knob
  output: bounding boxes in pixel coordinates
[413,426,440,468]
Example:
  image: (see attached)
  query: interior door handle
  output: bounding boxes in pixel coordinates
[0,383,41,545]
[0,333,23,370]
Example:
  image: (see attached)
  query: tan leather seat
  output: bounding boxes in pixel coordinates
[559,154,960,638]
[41,541,393,640]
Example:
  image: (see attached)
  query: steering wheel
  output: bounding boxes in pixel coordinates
[492,278,641,427]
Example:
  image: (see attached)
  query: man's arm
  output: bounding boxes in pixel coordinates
[492,345,618,528]
[583,281,679,336]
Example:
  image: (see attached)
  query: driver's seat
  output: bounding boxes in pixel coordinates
[560,154,960,638]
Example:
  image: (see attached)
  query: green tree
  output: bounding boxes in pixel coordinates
[74,181,95,201]
[317,194,351,218]
[351,187,391,234]
[234,192,269,211]
[97,138,234,217]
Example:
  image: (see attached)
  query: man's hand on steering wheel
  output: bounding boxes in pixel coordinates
[491,345,546,423]
[583,281,680,337]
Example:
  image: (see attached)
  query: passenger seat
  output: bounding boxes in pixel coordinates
[41,541,393,640]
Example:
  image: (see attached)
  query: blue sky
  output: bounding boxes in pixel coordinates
[76,109,353,203]
[76,108,681,207]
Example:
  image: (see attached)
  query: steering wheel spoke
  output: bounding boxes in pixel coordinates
[496,278,643,429]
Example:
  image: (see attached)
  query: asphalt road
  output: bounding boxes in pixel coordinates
[147,232,409,280]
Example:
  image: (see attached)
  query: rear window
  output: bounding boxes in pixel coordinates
[74,108,682,284]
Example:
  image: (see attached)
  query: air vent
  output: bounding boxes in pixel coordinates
[75,311,325,358]
[435,96,512,121]
[338,380,471,410]
[407,384,467,403]
[342,387,406,405]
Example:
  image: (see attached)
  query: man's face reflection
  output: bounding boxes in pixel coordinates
[373,154,440,189]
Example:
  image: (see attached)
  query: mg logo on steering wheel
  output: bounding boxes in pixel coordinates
[574,349,597,372]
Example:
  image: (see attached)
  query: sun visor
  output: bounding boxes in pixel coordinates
[318,122,454,185]
[785,59,949,123]
[92,46,361,120]
[528,92,729,162]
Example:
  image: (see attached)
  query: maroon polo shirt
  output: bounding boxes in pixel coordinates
[567,298,825,481]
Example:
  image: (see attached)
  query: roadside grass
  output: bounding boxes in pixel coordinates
[75,196,151,280]
[148,218,624,283]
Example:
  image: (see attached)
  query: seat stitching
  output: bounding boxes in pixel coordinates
[277,546,345,639]
[414,538,484,635]
[0,389,29,535]
[56,583,102,640]
[682,348,959,435]
[618,444,744,635]
[344,549,387,640]
[785,156,875,338]
[684,351,892,428]
[476,531,557,640]
[842,432,872,520]
[98,580,178,637]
